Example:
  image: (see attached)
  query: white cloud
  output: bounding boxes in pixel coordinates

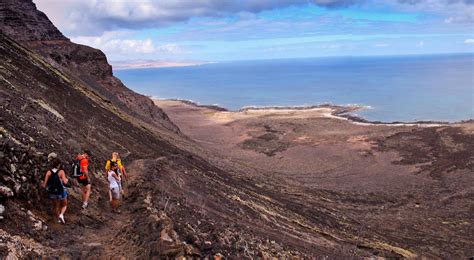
[464,38,474,44]
[34,0,358,36]
[71,32,183,59]
[33,0,474,36]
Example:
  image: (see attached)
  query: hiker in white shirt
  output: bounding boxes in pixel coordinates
[107,161,121,211]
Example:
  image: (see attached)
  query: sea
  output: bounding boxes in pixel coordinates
[114,54,474,122]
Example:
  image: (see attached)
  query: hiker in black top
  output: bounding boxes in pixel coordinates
[42,158,69,224]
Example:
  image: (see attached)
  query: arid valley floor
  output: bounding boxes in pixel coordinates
[155,99,474,258]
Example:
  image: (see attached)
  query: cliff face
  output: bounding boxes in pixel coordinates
[0,0,178,132]
[0,0,66,42]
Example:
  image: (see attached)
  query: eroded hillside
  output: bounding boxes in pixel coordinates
[1,0,473,258]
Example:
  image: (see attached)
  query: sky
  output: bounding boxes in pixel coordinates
[34,0,474,64]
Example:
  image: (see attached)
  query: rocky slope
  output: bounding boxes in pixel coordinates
[0,0,177,133]
[1,1,473,259]
[0,0,65,42]
[0,32,334,257]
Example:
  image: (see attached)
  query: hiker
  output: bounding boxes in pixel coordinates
[75,150,92,209]
[105,152,127,196]
[42,158,68,224]
[107,161,121,211]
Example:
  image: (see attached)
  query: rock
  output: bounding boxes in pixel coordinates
[14,184,21,194]
[47,152,57,161]
[10,164,16,173]
[184,244,201,257]
[33,221,42,231]
[0,204,5,215]
[258,251,270,258]
[0,186,14,197]
[203,241,213,250]
[160,229,173,242]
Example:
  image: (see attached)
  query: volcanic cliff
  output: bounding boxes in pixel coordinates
[0,0,177,133]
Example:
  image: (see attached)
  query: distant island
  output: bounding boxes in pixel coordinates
[111,59,212,70]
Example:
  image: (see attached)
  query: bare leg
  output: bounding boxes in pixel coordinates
[52,200,60,219]
[60,198,67,216]
[119,182,125,196]
[84,184,91,203]
[81,184,91,203]
[111,199,120,209]
[81,186,86,203]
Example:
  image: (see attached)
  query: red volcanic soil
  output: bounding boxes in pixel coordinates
[155,99,474,258]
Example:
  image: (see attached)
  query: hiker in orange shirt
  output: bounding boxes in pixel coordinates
[75,150,92,209]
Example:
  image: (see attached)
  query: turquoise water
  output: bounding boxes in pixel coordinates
[114,54,474,122]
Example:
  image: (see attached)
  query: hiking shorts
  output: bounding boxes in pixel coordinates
[110,187,121,200]
[49,190,67,200]
[77,176,90,186]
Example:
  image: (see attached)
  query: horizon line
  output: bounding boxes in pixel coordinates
[111,51,474,70]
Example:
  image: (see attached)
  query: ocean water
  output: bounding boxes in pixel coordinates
[114,54,474,122]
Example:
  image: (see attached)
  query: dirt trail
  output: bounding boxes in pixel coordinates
[40,163,144,258]
[72,166,141,258]
[59,159,196,259]
[76,197,132,257]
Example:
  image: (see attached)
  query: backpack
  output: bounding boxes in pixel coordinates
[46,169,64,195]
[71,159,83,177]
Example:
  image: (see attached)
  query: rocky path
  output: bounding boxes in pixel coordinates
[66,163,142,258]
[74,195,133,258]
[55,158,200,259]
[30,162,145,258]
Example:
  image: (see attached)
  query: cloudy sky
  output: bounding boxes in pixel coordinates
[34,0,474,63]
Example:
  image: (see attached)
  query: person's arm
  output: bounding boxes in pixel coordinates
[82,164,88,174]
[117,160,127,179]
[112,172,120,182]
[59,170,68,185]
[119,161,127,179]
[42,171,51,188]
[105,160,110,172]
[121,167,127,179]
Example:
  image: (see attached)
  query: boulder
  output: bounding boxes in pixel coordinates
[0,186,14,197]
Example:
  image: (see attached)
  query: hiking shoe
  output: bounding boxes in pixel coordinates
[82,202,88,209]
[58,214,65,224]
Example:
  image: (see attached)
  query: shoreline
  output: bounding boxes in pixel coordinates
[152,98,467,127]
[111,61,215,70]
